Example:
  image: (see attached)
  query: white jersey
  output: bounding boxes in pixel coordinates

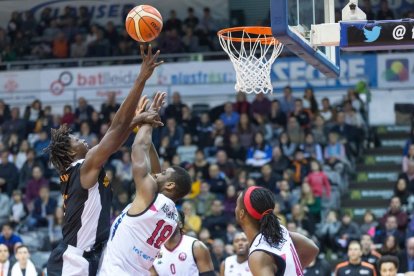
[99,194,178,276]
[153,235,199,276]
[249,226,303,276]
[223,255,251,276]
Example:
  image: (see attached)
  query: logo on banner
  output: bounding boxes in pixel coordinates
[50,71,73,95]
[383,58,409,81]
[363,26,382,42]
[4,79,18,92]
[392,25,406,40]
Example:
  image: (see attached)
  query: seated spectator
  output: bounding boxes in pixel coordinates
[234,114,256,149]
[75,97,94,123]
[193,150,209,179]
[219,102,240,129]
[111,150,133,193]
[194,182,216,217]
[300,182,321,222]
[0,244,12,276]
[9,190,27,225]
[287,116,305,144]
[403,128,414,156]
[257,164,279,191]
[180,105,197,135]
[100,92,120,123]
[11,245,40,276]
[0,223,22,255]
[0,188,10,226]
[158,136,176,163]
[161,118,184,148]
[233,92,250,115]
[361,234,381,267]
[223,185,237,218]
[87,29,110,57]
[377,0,394,20]
[319,97,334,122]
[215,150,235,179]
[49,207,64,248]
[307,160,331,198]
[0,151,19,196]
[403,144,414,173]
[269,99,287,138]
[251,93,271,118]
[394,177,414,210]
[33,130,50,158]
[176,133,197,164]
[77,121,97,146]
[300,132,323,162]
[18,149,44,189]
[361,0,375,20]
[165,10,182,32]
[199,7,217,35]
[203,200,228,241]
[246,132,272,167]
[211,238,227,273]
[24,166,49,207]
[380,196,408,232]
[289,204,315,236]
[182,27,200,52]
[303,255,331,276]
[206,164,228,198]
[324,131,347,171]
[375,216,405,248]
[88,111,102,136]
[159,29,184,53]
[273,201,287,226]
[182,201,201,234]
[274,179,298,213]
[293,99,311,129]
[224,133,246,166]
[184,7,199,30]
[279,86,296,115]
[27,185,57,229]
[196,113,214,149]
[344,101,365,128]
[302,88,319,115]
[316,210,341,254]
[52,32,69,58]
[290,149,310,186]
[24,100,43,134]
[398,237,414,273]
[360,210,378,237]
[337,213,361,252]
[70,34,87,58]
[269,146,290,178]
[380,235,400,257]
[0,100,11,125]
[2,107,26,141]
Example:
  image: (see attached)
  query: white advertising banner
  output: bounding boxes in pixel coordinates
[377,53,414,89]
[0,0,229,29]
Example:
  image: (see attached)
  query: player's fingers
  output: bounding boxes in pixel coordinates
[147,44,152,58]
[152,50,160,62]
[140,45,145,59]
[153,61,164,67]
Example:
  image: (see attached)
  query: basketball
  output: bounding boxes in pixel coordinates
[125,5,163,43]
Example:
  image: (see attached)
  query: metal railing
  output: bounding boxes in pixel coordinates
[1,52,229,71]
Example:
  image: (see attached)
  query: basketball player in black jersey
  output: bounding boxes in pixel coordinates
[45,45,163,276]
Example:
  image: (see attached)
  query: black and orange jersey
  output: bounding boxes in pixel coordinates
[362,250,382,267]
[335,261,377,276]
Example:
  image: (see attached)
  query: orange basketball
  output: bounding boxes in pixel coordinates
[125,5,163,42]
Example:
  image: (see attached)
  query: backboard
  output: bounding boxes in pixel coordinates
[271,0,340,77]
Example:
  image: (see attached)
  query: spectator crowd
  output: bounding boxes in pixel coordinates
[1,83,412,275]
[1,0,413,63]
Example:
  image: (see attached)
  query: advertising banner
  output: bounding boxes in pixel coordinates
[377,53,414,88]
[0,0,229,29]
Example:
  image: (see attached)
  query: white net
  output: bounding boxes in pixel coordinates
[218,28,284,94]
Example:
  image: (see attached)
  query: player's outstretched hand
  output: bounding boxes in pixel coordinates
[138,44,163,81]
[148,91,167,113]
[130,109,163,128]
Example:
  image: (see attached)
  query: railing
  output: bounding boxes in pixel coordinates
[1,52,229,71]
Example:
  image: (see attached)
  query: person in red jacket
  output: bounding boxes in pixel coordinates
[307,160,331,198]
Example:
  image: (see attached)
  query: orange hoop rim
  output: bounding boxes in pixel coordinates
[217,26,280,45]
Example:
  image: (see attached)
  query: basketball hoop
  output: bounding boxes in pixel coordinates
[218,26,283,94]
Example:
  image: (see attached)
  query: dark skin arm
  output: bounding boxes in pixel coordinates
[129,93,165,215]
[80,45,162,189]
[249,251,277,276]
[219,261,225,276]
[289,231,319,268]
[149,266,158,276]
[193,241,215,273]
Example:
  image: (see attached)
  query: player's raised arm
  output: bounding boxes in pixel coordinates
[193,241,215,275]
[289,231,319,268]
[80,45,163,189]
[129,92,166,210]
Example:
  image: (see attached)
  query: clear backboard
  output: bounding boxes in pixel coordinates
[271,0,340,77]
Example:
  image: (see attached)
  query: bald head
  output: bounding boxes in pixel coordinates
[407,237,414,258]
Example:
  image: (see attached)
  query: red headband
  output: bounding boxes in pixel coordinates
[243,186,273,220]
